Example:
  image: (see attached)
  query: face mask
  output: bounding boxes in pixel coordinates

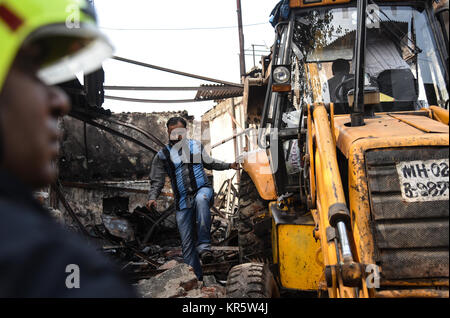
[169,139,179,146]
[168,127,186,145]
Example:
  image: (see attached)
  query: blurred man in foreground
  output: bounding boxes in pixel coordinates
[0,0,135,297]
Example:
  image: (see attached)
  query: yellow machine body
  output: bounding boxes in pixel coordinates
[310,105,449,298]
[241,149,277,201]
[289,0,351,9]
[236,0,449,298]
[269,202,323,291]
[241,105,449,297]
[335,110,449,298]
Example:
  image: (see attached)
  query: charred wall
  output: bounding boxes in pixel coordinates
[58,111,194,182]
[52,111,193,232]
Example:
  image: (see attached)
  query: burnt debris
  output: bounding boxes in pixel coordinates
[42,111,239,296]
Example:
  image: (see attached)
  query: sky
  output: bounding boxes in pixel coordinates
[93,0,279,119]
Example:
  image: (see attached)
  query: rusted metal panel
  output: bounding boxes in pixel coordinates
[389,114,449,133]
[365,146,449,164]
[334,114,448,158]
[367,166,400,192]
[374,220,449,249]
[371,194,449,220]
[380,249,449,279]
[375,289,449,298]
[381,278,449,287]
[367,146,449,221]
[365,147,449,281]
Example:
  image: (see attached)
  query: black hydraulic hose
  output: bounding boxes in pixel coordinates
[352,0,368,126]
[98,115,165,148]
[70,111,159,153]
[52,182,91,237]
[142,205,176,246]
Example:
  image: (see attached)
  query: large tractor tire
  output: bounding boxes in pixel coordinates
[237,172,272,263]
[226,263,279,298]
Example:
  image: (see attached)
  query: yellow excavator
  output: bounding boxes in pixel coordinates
[226,0,449,298]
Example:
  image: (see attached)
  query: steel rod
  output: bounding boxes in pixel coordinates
[236,0,246,79]
[104,86,237,91]
[337,221,353,261]
[113,56,243,88]
[352,0,368,126]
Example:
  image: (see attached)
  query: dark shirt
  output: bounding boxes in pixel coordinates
[0,170,136,297]
[328,72,348,102]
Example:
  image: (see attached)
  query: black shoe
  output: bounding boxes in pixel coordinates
[200,250,214,264]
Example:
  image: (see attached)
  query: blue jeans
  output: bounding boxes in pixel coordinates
[175,186,213,281]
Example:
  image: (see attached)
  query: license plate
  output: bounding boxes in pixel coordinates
[396,159,449,202]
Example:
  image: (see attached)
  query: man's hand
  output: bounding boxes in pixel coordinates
[146,200,157,211]
[230,162,240,170]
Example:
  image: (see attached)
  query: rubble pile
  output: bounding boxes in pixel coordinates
[38,175,240,298]
[136,262,226,298]
[37,110,242,298]
[68,204,239,297]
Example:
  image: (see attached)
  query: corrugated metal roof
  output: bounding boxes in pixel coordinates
[195,84,244,101]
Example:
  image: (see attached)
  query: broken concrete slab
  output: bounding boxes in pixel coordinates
[137,263,198,298]
[203,275,218,287]
[200,275,226,298]
[184,285,226,298]
[158,259,180,271]
[200,286,226,298]
[136,263,227,298]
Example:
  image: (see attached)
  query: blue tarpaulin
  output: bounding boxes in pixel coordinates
[269,0,290,27]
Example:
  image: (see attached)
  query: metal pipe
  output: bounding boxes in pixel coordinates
[70,111,159,153]
[337,221,353,260]
[257,17,294,149]
[142,207,176,245]
[104,86,227,91]
[99,116,165,147]
[352,0,368,127]
[61,181,152,195]
[257,69,274,149]
[231,98,241,184]
[104,95,198,104]
[211,127,253,149]
[257,22,286,147]
[280,15,295,65]
[52,182,90,237]
[427,1,450,92]
[252,44,256,67]
[236,0,246,80]
[113,56,243,88]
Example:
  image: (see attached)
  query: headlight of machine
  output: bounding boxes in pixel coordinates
[273,66,291,84]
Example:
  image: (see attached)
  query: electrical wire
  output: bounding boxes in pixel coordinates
[99,22,268,31]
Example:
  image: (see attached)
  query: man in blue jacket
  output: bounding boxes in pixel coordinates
[147,117,239,280]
